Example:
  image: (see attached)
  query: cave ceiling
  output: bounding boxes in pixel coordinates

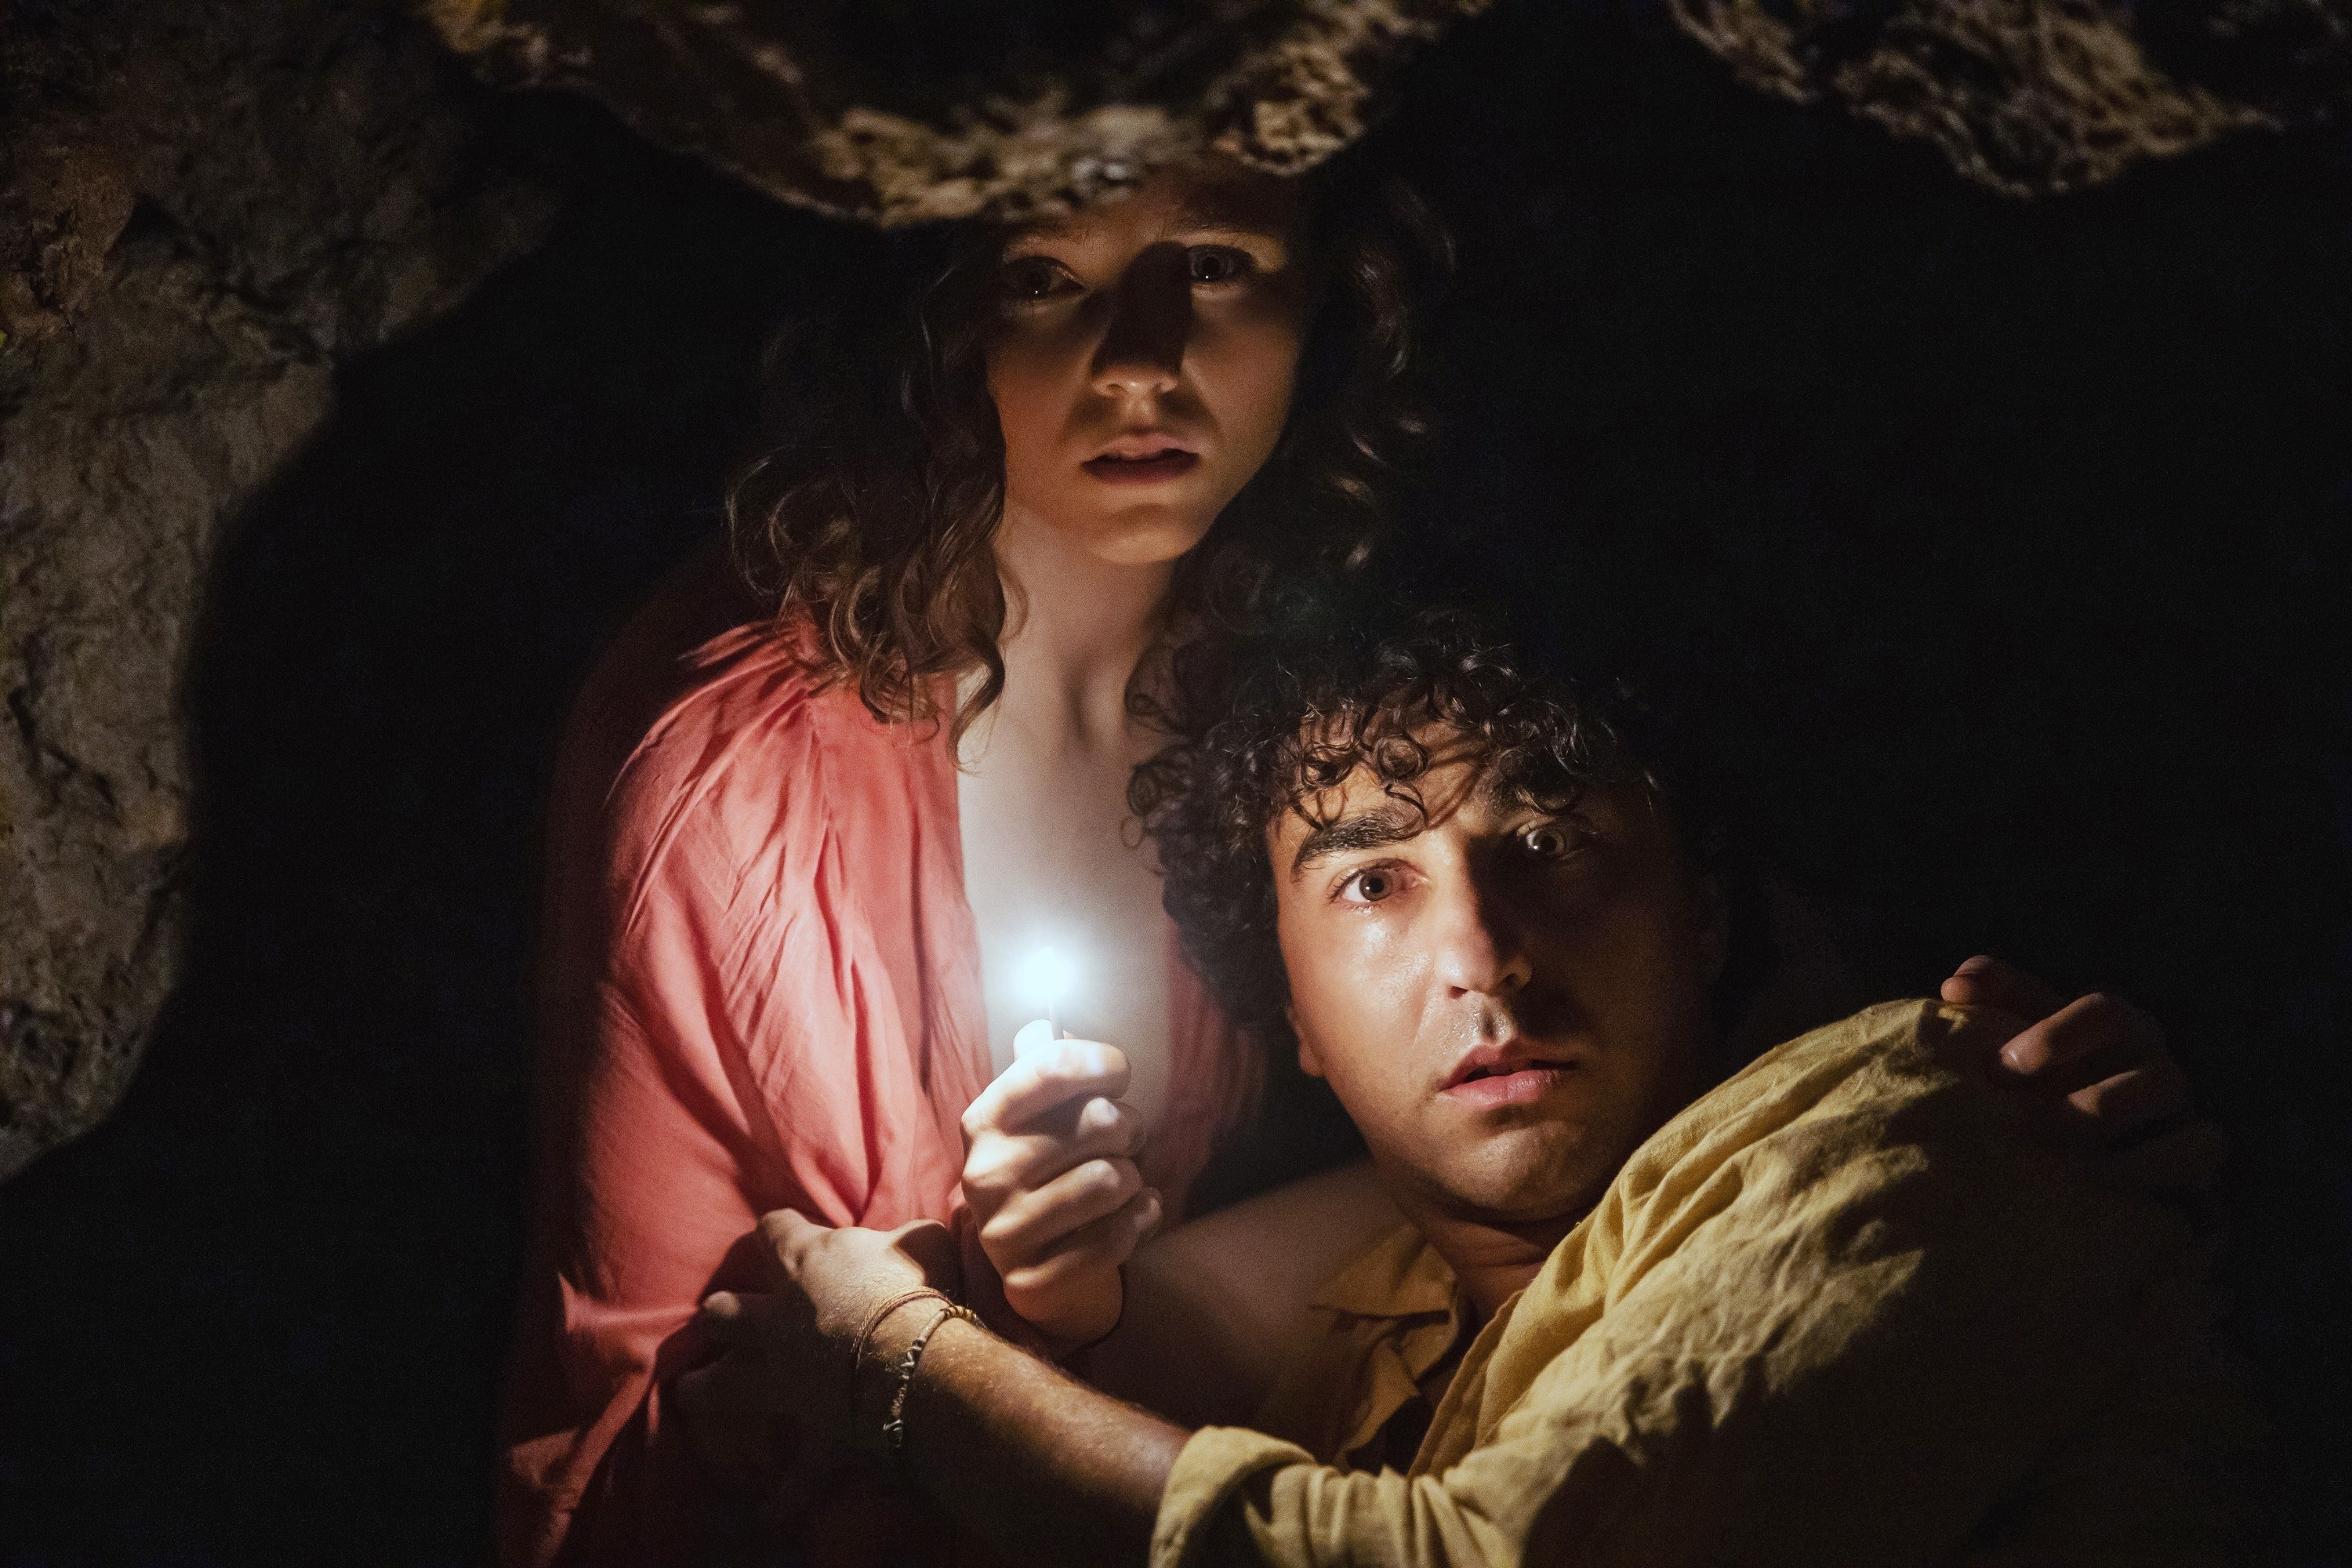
[422,0,2349,215]
[1,0,2346,1181]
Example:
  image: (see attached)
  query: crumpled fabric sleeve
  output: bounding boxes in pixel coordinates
[499,783,824,1568]
[1152,1428,1321,1566]
[499,637,976,1566]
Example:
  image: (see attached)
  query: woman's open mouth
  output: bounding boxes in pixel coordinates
[1083,443,1200,485]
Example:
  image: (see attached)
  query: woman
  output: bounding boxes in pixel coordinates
[498,154,1446,1566]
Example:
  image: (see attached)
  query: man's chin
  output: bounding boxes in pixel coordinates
[1426,1130,1621,1228]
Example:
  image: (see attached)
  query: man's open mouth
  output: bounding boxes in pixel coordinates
[1443,1062,1577,1109]
[1440,1036,1581,1109]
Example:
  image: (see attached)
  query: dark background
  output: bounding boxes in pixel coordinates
[3,2,2347,1561]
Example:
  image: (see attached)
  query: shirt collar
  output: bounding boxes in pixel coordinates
[1312,1222,1461,1320]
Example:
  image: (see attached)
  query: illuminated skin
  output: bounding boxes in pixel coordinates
[1272,756,1726,1305]
[953,162,1316,1345]
[987,169,1309,571]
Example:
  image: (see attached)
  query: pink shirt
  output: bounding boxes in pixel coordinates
[497,550,1247,1566]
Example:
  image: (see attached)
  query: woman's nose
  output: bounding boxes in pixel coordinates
[1091,245,1190,399]
[1093,354,1180,399]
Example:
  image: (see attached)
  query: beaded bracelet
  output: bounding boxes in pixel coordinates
[851,1287,950,1378]
[881,1299,982,1457]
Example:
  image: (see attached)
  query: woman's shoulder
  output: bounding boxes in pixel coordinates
[546,540,942,910]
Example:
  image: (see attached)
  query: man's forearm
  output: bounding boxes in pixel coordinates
[887,1315,1189,1566]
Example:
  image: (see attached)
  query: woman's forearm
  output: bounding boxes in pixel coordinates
[891,1316,1189,1566]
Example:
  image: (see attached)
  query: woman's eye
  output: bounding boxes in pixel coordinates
[1002,258,1072,302]
[1186,246,1252,286]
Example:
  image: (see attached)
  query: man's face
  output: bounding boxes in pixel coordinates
[1272,742,1727,1225]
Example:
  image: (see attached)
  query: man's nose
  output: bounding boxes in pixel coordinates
[1432,873,1535,1000]
[1091,243,1190,401]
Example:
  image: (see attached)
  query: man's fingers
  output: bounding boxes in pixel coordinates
[676,1360,783,1491]
[961,1097,1142,1200]
[757,1207,822,1260]
[2096,1119,2230,1200]
[1994,992,2160,1078]
[979,1158,1146,1262]
[1940,954,2067,1025]
[675,1350,777,1417]
[885,1218,962,1284]
[699,1289,784,1342]
[673,1359,724,1416]
[1001,1189,1164,1300]
[960,1042,1133,1142]
[2064,1062,2191,1135]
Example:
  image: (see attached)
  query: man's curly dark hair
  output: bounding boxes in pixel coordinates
[1130,594,1705,1047]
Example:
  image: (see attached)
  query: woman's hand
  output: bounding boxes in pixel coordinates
[960,1022,1163,1349]
[1944,954,2224,1197]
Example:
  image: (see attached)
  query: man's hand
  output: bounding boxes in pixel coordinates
[960,1022,1163,1349]
[1941,954,2225,1196]
[677,1214,957,1501]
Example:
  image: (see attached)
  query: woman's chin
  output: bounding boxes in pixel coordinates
[1044,503,1224,568]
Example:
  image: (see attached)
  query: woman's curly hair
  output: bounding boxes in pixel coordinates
[727,158,1454,742]
[1128,595,1685,1045]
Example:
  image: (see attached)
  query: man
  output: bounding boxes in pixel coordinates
[689,604,2245,1565]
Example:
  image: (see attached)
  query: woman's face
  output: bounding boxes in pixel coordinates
[986,163,1314,568]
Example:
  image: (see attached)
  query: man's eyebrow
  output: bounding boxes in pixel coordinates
[1288,805,1422,879]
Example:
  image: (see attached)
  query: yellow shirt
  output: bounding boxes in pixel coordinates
[1153,1000,2250,1566]
[1252,1224,1468,1474]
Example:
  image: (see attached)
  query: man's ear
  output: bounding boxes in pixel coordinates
[1288,1004,1327,1079]
[1697,873,1730,987]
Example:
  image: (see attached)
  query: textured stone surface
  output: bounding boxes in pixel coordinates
[423,0,2345,209]
[425,0,1494,224]
[1665,0,2348,195]
[0,1,559,1180]
[2,0,2343,1185]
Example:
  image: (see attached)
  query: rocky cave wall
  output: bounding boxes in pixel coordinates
[1,0,2345,1181]
[1,1,565,1181]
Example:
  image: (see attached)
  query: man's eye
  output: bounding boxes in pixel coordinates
[1521,823,1585,860]
[1186,246,1252,285]
[1340,867,1399,904]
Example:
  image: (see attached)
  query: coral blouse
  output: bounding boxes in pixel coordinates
[497,548,1245,1567]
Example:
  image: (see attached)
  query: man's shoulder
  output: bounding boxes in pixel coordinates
[1586,996,2202,1307]
[1739,996,2002,1097]
[1560,994,2213,1327]
[1616,999,2011,1186]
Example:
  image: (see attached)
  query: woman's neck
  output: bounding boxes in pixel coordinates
[976,504,1179,758]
